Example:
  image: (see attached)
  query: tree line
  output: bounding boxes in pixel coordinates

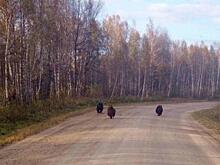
[0,0,220,105]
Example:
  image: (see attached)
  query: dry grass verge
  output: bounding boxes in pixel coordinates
[0,106,93,148]
[192,105,220,141]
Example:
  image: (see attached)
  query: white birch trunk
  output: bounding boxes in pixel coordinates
[4,15,11,102]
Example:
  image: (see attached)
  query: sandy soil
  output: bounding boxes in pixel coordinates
[0,102,220,165]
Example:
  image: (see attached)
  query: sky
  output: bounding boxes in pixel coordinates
[100,0,220,45]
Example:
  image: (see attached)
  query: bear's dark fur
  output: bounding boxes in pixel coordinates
[107,106,116,119]
[96,102,104,113]
[155,105,163,116]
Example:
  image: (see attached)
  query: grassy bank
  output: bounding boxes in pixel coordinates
[0,98,96,147]
[192,105,220,136]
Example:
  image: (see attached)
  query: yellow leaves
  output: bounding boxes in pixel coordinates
[0,0,8,17]
[0,0,10,36]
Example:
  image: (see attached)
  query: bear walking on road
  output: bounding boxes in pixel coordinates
[96,102,104,113]
[107,105,116,119]
[155,105,163,116]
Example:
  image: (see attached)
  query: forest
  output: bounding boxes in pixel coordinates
[1,0,220,106]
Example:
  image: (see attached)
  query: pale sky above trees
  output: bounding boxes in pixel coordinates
[101,0,220,45]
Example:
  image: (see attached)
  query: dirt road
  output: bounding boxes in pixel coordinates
[0,102,220,165]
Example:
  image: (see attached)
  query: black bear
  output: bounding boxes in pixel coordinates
[107,105,116,119]
[96,102,104,113]
[155,105,163,116]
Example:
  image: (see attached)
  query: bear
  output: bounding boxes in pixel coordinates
[107,105,116,119]
[155,105,163,116]
[96,102,104,113]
